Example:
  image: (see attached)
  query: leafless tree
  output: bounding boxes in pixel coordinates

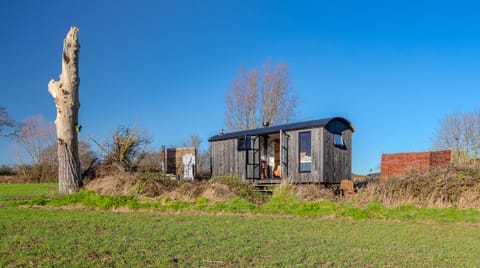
[0,106,17,137]
[225,61,297,131]
[14,115,56,182]
[137,151,163,172]
[16,115,56,166]
[40,141,97,175]
[225,69,259,130]
[182,134,202,149]
[432,110,480,162]
[93,126,151,172]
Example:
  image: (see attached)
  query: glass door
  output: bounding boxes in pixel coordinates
[245,135,260,179]
[280,130,289,178]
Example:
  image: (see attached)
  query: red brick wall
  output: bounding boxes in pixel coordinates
[429,150,452,168]
[381,150,452,181]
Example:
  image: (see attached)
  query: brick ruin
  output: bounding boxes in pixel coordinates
[380,149,452,181]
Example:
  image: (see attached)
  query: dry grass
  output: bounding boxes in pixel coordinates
[201,183,236,202]
[85,173,169,197]
[159,181,207,202]
[82,164,480,209]
[85,173,261,203]
[292,183,336,201]
[355,164,480,209]
[84,171,342,204]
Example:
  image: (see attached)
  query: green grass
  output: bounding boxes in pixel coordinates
[1,207,480,267]
[0,183,57,203]
[7,184,480,224]
[3,183,480,266]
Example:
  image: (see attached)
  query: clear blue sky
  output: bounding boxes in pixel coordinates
[1,0,480,174]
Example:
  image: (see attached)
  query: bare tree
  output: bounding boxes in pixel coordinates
[432,110,480,162]
[15,115,56,182]
[225,69,259,130]
[40,141,97,175]
[182,134,202,149]
[0,106,17,137]
[93,126,151,172]
[16,115,56,166]
[48,27,82,194]
[225,61,297,131]
[137,151,163,172]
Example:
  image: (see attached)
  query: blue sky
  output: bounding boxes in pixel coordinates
[1,0,480,174]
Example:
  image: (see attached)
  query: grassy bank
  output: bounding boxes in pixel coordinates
[8,185,480,224]
[1,207,480,267]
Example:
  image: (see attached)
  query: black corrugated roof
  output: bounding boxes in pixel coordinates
[208,117,354,142]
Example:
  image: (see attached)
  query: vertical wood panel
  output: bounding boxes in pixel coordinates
[324,120,353,183]
[287,128,322,183]
[211,139,247,179]
[211,118,353,184]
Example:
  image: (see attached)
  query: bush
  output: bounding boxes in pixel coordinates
[355,165,480,209]
[0,165,16,176]
[92,126,151,173]
[17,164,57,183]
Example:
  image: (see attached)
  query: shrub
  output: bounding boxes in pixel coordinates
[355,165,480,209]
[0,165,16,176]
[17,164,57,183]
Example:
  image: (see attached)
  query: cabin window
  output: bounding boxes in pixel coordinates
[299,131,312,172]
[334,133,345,148]
[237,136,251,151]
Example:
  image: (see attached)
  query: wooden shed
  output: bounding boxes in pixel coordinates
[208,117,355,184]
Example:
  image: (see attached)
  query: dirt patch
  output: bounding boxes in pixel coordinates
[85,175,136,196]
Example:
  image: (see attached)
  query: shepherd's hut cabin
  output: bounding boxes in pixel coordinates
[208,117,354,184]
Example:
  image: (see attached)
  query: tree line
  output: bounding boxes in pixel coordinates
[0,112,213,182]
[433,109,480,163]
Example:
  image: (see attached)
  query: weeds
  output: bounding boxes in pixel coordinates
[6,185,480,224]
[209,175,265,203]
[355,165,480,209]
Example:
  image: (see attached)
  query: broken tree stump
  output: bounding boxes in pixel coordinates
[48,27,82,195]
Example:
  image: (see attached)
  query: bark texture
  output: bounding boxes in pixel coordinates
[48,27,82,194]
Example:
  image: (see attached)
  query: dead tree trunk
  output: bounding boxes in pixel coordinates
[48,27,82,194]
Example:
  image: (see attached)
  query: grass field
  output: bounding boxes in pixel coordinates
[2,207,480,267]
[0,183,57,202]
[2,183,480,267]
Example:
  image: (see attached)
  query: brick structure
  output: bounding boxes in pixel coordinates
[381,149,452,181]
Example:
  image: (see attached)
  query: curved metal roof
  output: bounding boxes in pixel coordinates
[208,117,354,142]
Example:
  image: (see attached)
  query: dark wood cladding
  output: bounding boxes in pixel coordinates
[286,128,323,183]
[210,117,353,184]
[211,139,246,178]
[166,147,197,179]
[323,122,353,183]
